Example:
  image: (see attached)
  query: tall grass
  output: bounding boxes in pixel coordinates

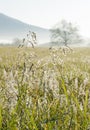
[0,47,90,130]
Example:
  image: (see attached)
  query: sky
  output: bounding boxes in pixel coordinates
[0,0,90,37]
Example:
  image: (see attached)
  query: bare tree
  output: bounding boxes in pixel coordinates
[13,38,22,46]
[50,20,82,49]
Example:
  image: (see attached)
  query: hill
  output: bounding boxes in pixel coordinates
[0,13,50,44]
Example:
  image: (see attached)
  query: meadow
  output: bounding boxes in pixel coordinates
[0,46,90,130]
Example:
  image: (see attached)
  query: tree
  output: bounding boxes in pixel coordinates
[50,20,82,47]
[12,38,22,46]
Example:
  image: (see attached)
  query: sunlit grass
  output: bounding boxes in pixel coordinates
[0,46,90,130]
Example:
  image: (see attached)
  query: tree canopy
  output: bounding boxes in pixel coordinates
[50,20,82,46]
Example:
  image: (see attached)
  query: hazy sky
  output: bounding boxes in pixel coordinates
[0,0,90,37]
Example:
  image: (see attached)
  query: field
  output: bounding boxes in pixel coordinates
[0,46,90,130]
